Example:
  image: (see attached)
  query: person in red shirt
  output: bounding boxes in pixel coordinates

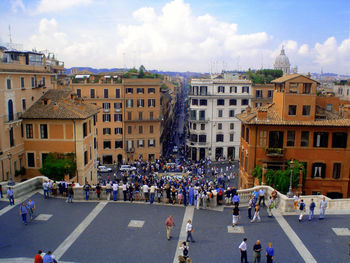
[165,215,175,240]
[34,250,43,263]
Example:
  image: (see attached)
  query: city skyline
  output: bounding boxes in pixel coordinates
[0,0,349,74]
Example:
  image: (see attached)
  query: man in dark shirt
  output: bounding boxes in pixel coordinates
[253,240,262,263]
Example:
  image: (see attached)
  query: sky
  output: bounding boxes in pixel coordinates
[0,0,349,74]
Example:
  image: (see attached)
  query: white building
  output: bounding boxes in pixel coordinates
[187,72,252,161]
[274,47,291,76]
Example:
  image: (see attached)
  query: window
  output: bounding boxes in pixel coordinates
[230,134,234,142]
[201,124,205,130]
[114,102,122,111]
[20,77,25,89]
[255,103,262,107]
[26,124,33,139]
[127,112,132,120]
[229,110,235,117]
[126,88,133,94]
[230,86,237,93]
[301,131,309,147]
[127,140,134,150]
[137,88,144,94]
[150,112,154,120]
[9,127,14,147]
[269,131,283,148]
[199,110,205,121]
[103,141,111,149]
[230,123,234,130]
[127,126,132,134]
[217,99,225,106]
[6,78,11,89]
[193,123,197,130]
[76,89,81,98]
[31,76,35,88]
[114,128,123,134]
[217,86,225,93]
[148,139,155,147]
[229,99,237,106]
[42,77,45,86]
[199,135,206,142]
[83,123,87,137]
[200,99,207,106]
[302,105,311,116]
[289,83,298,93]
[84,151,88,165]
[102,103,110,112]
[256,90,263,98]
[114,114,122,122]
[190,110,196,120]
[90,89,95,98]
[102,114,111,122]
[216,134,224,142]
[126,99,133,108]
[218,110,223,118]
[288,105,297,115]
[150,125,154,133]
[115,89,120,98]
[190,134,198,142]
[246,128,249,142]
[241,99,249,105]
[314,132,328,147]
[104,89,108,98]
[103,128,111,135]
[138,112,143,120]
[94,138,97,149]
[93,115,97,125]
[333,163,341,179]
[148,99,155,107]
[242,86,249,93]
[137,139,145,148]
[115,141,123,149]
[312,163,326,178]
[218,123,222,130]
[89,120,91,133]
[200,86,207,95]
[326,104,333,112]
[332,132,347,148]
[22,99,26,111]
[137,99,144,107]
[267,90,273,98]
[139,126,143,134]
[287,131,296,146]
[259,130,267,146]
[148,88,155,93]
[303,83,311,94]
[27,153,35,167]
[192,99,198,106]
[40,124,48,139]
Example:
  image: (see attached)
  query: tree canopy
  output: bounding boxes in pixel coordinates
[39,153,76,181]
[248,69,283,84]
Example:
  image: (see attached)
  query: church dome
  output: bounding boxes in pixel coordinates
[274,47,290,68]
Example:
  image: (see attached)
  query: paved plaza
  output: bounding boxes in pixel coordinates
[0,192,349,263]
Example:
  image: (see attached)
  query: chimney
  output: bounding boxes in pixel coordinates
[306,72,311,78]
[245,106,251,114]
[342,105,350,119]
[257,109,267,120]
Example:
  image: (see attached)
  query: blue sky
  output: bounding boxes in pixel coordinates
[0,0,349,73]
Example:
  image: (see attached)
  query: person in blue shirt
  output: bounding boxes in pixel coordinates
[232,193,240,207]
[27,199,35,220]
[188,185,194,205]
[19,202,28,225]
[252,189,259,203]
[7,187,14,205]
[42,251,53,263]
[308,198,316,221]
[183,185,187,206]
[265,242,274,263]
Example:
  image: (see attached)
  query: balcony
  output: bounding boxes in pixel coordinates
[5,112,22,124]
[103,108,110,113]
[126,148,135,153]
[114,108,122,112]
[265,148,285,157]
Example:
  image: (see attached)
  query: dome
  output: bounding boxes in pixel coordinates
[274,47,290,67]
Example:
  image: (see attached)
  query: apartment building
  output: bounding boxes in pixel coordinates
[22,90,99,184]
[251,84,274,108]
[70,76,172,164]
[237,74,350,198]
[187,72,252,161]
[0,47,64,182]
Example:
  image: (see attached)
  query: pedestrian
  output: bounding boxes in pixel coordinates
[258,188,266,207]
[129,183,134,202]
[293,194,298,210]
[183,186,187,206]
[96,183,101,200]
[0,184,3,198]
[267,196,274,217]
[43,181,49,199]
[251,204,261,223]
[188,185,194,205]
[265,242,274,263]
[248,195,253,220]
[308,198,315,221]
[179,241,189,260]
[143,183,149,202]
[232,204,240,227]
[319,197,327,220]
[19,202,28,225]
[42,251,53,263]
[232,193,240,207]
[83,181,91,201]
[122,182,127,201]
[253,240,262,263]
[27,199,36,220]
[106,182,112,201]
[150,183,156,204]
[165,215,175,240]
[7,186,14,205]
[34,250,43,263]
[238,237,248,263]
[186,219,195,243]
[298,199,305,222]
[67,184,74,203]
[112,181,119,201]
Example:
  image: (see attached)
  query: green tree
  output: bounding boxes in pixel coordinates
[139,65,146,78]
[39,153,76,181]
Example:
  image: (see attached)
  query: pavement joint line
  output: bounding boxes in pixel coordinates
[272,209,317,263]
[0,190,40,217]
[173,206,194,263]
[53,201,107,260]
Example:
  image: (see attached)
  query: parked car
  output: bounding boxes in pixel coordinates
[98,166,112,172]
[120,165,137,172]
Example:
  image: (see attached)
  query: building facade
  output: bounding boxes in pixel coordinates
[237,74,350,198]
[188,73,252,161]
[251,84,274,108]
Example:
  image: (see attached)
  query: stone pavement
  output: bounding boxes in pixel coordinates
[0,193,349,263]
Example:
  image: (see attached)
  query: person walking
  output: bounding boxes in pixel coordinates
[258,188,266,207]
[34,250,43,263]
[319,197,328,220]
[106,182,112,201]
[19,202,28,225]
[238,237,248,263]
[122,183,127,201]
[42,251,53,263]
[298,199,306,222]
[7,187,14,205]
[232,204,240,227]
[248,195,253,220]
[186,219,195,243]
[308,198,316,221]
[96,183,101,200]
[179,241,189,260]
[251,204,261,223]
[267,196,274,217]
[112,181,119,201]
[27,199,35,220]
[67,184,74,203]
[232,193,240,207]
[253,240,262,263]
[150,184,156,204]
[293,194,298,210]
[43,181,49,199]
[265,242,274,263]
[165,215,175,240]
[83,182,91,201]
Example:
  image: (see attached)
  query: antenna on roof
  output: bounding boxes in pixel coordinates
[8,25,12,44]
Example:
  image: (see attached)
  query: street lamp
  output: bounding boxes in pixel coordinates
[7,152,13,183]
[287,159,294,198]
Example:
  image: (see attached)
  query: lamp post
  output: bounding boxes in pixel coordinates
[7,152,13,183]
[287,159,294,198]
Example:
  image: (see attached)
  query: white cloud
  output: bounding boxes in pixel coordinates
[10,0,25,13]
[35,0,92,14]
[298,44,309,55]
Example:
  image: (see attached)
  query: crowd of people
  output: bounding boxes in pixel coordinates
[34,250,58,263]
[239,238,275,263]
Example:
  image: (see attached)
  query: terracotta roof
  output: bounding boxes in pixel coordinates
[22,89,99,120]
[271,74,318,84]
[236,103,350,127]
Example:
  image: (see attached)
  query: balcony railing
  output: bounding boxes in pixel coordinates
[126,148,135,153]
[5,112,22,123]
[265,148,285,157]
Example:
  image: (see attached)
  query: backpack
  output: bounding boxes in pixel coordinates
[299,203,305,210]
[183,247,188,256]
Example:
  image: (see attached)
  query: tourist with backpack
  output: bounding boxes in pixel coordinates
[298,199,306,222]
